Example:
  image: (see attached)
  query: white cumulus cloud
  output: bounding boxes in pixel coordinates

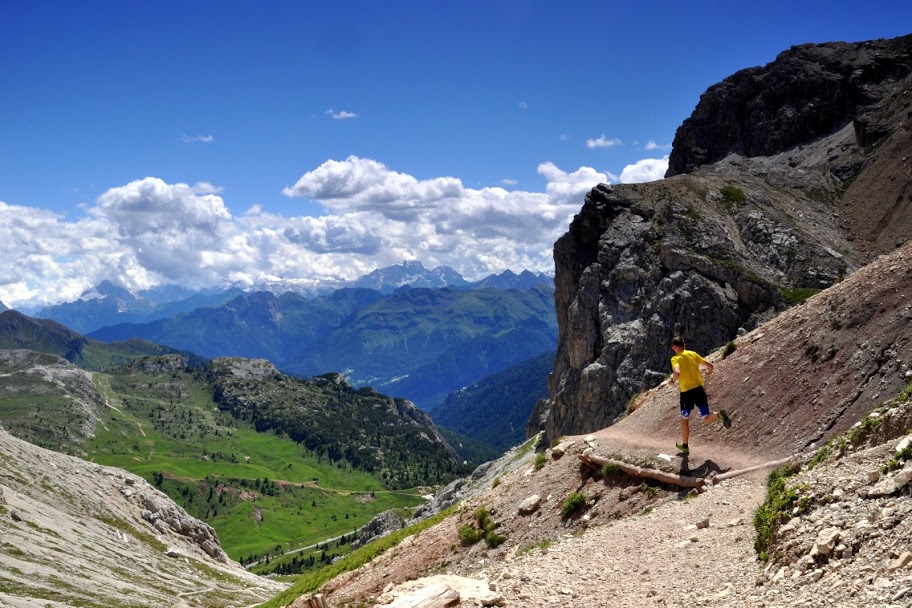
[645,140,672,151]
[586,134,622,149]
[619,156,669,183]
[325,109,358,120]
[0,158,611,309]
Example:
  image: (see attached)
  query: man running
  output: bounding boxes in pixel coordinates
[670,336,731,455]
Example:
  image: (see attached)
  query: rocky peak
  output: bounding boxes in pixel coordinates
[208,356,280,380]
[667,34,912,177]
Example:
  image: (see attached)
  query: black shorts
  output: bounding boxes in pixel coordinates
[680,385,710,419]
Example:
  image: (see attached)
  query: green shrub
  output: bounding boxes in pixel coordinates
[781,287,821,306]
[491,477,500,489]
[847,412,885,447]
[459,505,507,549]
[484,531,507,548]
[600,462,620,477]
[753,462,802,561]
[722,341,737,359]
[560,491,587,518]
[883,440,912,473]
[806,444,830,469]
[517,539,552,557]
[626,392,641,415]
[720,185,747,205]
[534,453,547,471]
[458,524,483,546]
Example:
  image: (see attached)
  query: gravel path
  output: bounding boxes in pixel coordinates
[484,474,766,608]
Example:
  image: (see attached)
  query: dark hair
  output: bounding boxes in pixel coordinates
[671,336,686,348]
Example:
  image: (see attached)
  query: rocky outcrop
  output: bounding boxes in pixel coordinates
[530,170,855,442]
[0,349,103,443]
[352,509,405,549]
[531,33,912,445]
[209,356,281,380]
[667,34,912,177]
[141,490,227,561]
[115,353,190,376]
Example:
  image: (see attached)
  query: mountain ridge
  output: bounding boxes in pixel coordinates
[32,262,553,335]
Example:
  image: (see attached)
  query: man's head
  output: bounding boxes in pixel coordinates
[671,336,686,354]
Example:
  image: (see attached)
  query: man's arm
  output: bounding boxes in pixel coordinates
[703,360,714,377]
[671,364,680,384]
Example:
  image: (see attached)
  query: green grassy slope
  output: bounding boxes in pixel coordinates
[0,352,457,566]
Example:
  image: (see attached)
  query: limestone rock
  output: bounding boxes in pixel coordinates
[889,552,912,572]
[550,441,575,458]
[811,527,840,557]
[518,495,542,516]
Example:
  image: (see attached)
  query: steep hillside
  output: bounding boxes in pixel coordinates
[206,358,460,488]
[0,426,285,608]
[532,33,912,443]
[433,350,554,453]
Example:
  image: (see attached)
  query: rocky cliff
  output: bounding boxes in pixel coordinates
[530,33,912,443]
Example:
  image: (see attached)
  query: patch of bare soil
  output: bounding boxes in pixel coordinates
[317,243,912,608]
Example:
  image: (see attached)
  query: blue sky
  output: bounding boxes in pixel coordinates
[1,1,910,309]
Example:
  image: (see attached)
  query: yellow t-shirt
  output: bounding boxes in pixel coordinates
[671,350,706,393]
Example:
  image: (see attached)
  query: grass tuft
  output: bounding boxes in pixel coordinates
[560,491,587,519]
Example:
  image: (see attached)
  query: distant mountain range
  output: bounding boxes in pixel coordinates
[0,309,205,371]
[29,262,552,335]
[88,288,385,365]
[349,260,469,292]
[34,280,245,335]
[88,284,557,410]
[11,262,554,412]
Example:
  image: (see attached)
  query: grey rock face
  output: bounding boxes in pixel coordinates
[530,171,853,442]
[141,492,228,561]
[0,349,103,442]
